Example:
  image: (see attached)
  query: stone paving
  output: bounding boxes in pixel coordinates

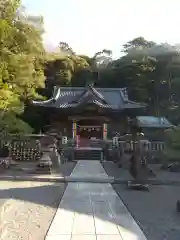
[45,161,147,240]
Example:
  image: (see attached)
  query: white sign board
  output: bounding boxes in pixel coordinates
[112,137,119,146]
[62,136,68,144]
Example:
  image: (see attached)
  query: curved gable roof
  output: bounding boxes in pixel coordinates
[32,86,145,110]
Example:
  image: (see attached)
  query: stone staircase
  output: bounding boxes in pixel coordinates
[74,149,103,160]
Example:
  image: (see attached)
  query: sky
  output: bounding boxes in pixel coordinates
[22,0,180,59]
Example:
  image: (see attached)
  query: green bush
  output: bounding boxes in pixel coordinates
[0,112,33,134]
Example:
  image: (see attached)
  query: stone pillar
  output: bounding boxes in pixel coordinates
[72,120,77,139]
[103,123,107,140]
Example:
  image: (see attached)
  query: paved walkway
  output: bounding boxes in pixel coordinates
[45,161,147,240]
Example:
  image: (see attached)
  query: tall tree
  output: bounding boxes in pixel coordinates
[91,49,112,84]
[58,42,75,55]
[122,36,156,53]
[0,0,46,133]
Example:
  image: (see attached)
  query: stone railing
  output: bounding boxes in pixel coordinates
[111,140,165,153]
[107,139,165,164]
[148,141,165,152]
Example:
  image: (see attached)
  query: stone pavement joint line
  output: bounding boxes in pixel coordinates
[45,160,147,240]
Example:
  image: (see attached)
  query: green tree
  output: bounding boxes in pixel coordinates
[43,37,180,126]
[58,41,75,55]
[0,0,46,133]
[122,37,155,53]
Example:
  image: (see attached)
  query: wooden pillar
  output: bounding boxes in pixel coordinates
[72,120,77,139]
[103,123,107,140]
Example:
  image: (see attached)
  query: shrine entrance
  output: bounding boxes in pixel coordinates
[77,119,103,139]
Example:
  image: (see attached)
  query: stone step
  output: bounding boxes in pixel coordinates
[76,155,100,158]
[35,166,51,174]
[64,176,114,183]
[74,150,102,160]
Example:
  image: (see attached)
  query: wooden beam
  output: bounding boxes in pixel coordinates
[68,116,110,121]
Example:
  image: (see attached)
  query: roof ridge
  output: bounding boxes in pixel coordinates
[70,84,107,104]
[88,85,107,103]
[56,86,130,91]
[120,88,129,102]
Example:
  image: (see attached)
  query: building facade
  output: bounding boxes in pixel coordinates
[32,84,145,139]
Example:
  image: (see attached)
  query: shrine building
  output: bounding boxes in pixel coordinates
[32,84,145,140]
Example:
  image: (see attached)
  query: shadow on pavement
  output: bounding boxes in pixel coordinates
[0,182,146,239]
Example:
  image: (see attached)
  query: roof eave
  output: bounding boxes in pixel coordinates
[138,125,173,128]
[31,86,60,106]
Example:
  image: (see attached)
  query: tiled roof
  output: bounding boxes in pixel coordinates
[136,116,173,128]
[32,86,145,111]
[92,100,117,109]
[53,100,116,109]
[56,87,126,108]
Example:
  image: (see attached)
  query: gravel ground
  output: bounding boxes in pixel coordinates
[102,161,180,183]
[1,161,76,178]
[102,161,132,180]
[0,162,76,240]
[58,161,76,176]
[113,184,180,240]
[102,161,180,240]
[0,181,66,240]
